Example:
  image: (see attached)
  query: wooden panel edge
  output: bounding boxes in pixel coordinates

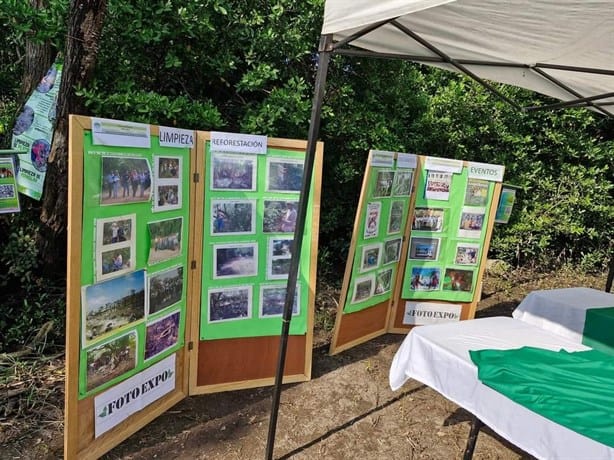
[190,373,309,395]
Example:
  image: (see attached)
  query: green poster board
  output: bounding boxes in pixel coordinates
[400,164,495,302]
[343,152,415,313]
[78,131,190,398]
[199,142,316,340]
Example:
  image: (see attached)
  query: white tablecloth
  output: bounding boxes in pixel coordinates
[389,317,614,460]
[512,287,614,343]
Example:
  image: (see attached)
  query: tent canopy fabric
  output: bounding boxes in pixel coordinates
[322,0,614,116]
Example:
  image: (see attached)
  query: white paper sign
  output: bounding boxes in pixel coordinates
[467,161,505,182]
[92,117,151,148]
[210,131,267,154]
[370,150,395,167]
[159,127,194,148]
[403,301,462,325]
[94,354,176,438]
[424,156,463,173]
[396,153,417,169]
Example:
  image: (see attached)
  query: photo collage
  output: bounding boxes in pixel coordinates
[79,136,188,397]
[403,167,494,300]
[202,149,310,339]
[346,155,414,312]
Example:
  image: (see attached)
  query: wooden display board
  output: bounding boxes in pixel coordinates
[188,132,322,394]
[65,116,322,458]
[330,151,503,354]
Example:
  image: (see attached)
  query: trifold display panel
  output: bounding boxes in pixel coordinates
[330,151,503,354]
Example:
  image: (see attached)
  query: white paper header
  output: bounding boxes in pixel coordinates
[94,353,176,438]
[424,156,463,173]
[159,127,194,148]
[370,150,395,167]
[396,153,417,169]
[210,131,267,154]
[92,117,151,148]
[403,301,462,325]
[467,162,505,182]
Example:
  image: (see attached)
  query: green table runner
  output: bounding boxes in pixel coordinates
[470,346,614,448]
[583,307,614,354]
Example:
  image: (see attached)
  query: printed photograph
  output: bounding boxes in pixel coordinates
[267,238,293,280]
[97,215,134,246]
[351,274,374,303]
[455,243,480,265]
[383,238,402,265]
[269,238,293,257]
[269,258,292,279]
[100,156,151,205]
[360,243,382,272]
[263,200,298,233]
[259,284,300,317]
[464,179,489,207]
[374,268,393,295]
[99,246,132,280]
[147,217,182,264]
[144,310,180,361]
[267,157,304,192]
[86,330,137,392]
[214,243,258,279]
[458,207,485,239]
[0,184,16,200]
[391,170,413,196]
[443,268,474,292]
[412,207,444,232]
[364,201,381,239]
[82,270,146,345]
[409,237,440,261]
[425,171,452,201]
[408,267,441,291]
[372,170,395,197]
[155,184,181,211]
[387,200,404,234]
[155,156,181,180]
[208,286,252,323]
[211,153,256,190]
[211,199,256,235]
[148,266,183,315]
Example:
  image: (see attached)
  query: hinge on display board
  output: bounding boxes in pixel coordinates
[193,172,200,183]
[191,260,197,269]
[188,341,194,351]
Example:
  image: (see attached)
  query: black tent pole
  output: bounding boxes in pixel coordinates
[265,34,332,460]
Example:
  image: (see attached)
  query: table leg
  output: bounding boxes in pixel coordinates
[462,415,484,460]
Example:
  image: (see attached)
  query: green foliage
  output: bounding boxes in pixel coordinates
[1,0,612,319]
[0,212,65,352]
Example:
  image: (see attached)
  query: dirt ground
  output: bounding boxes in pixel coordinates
[2,267,610,460]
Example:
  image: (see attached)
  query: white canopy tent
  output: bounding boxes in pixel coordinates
[322,0,614,115]
[266,2,614,458]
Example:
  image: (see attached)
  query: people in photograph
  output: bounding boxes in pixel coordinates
[121,170,131,198]
[281,202,297,232]
[131,169,139,197]
[105,171,114,198]
[214,208,226,232]
[113,252,123,271]
[111,222,119,243]
[112,170,120,199]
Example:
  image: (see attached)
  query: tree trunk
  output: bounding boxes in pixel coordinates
[39,0,107,275]
[20,1,55,98]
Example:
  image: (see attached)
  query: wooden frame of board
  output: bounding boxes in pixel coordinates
[188,132,323,394]
[329,153,502,355]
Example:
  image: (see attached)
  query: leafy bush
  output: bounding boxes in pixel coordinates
[0,212,65,352]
